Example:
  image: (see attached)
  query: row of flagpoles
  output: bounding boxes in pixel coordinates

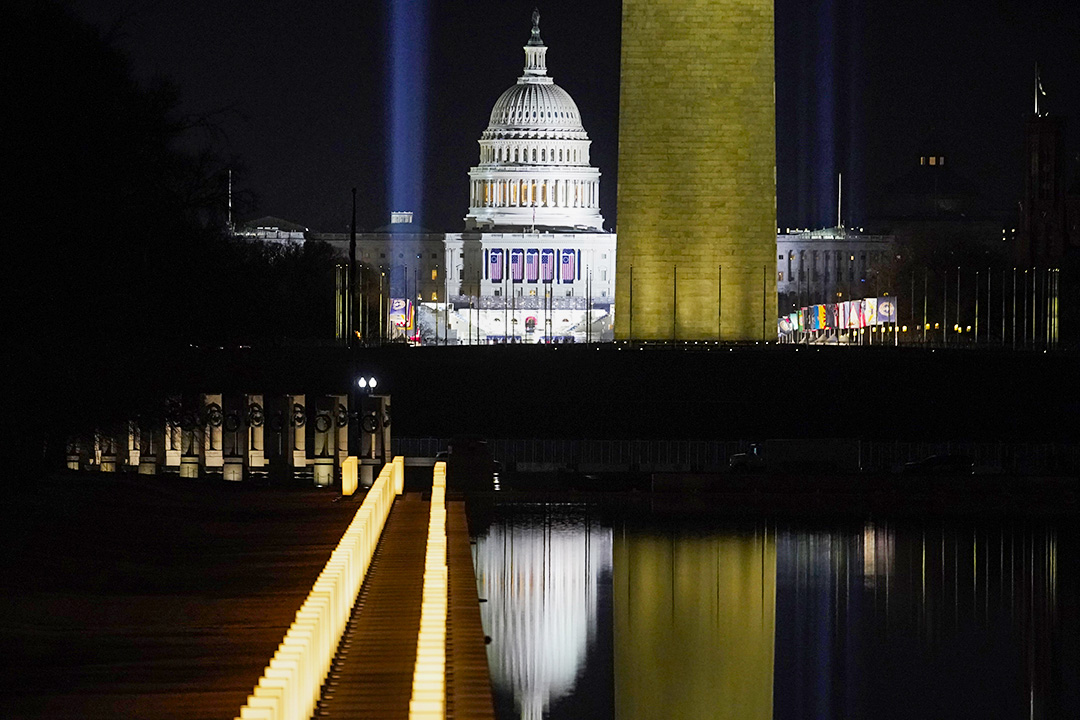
[779,297,898,342]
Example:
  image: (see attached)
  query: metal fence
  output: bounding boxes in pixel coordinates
[392,437,1080,476]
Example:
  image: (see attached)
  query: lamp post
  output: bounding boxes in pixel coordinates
[354,375,383,487]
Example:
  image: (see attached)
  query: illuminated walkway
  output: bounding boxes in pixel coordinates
[311,496,495,720]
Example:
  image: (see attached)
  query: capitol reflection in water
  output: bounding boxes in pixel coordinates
[473,505,613,720]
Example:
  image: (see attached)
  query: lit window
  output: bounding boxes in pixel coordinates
[431,269,438,280]
[929,156,936,166]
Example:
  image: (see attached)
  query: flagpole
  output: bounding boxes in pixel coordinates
[1012,267,1017,349]
[1001,268,1006,346]
[923,269,928,345]
[1023,268,1029,348]
[445,253,449,345]
[672,263,677,343]
[956,267,961,342]
[943,268,948,346]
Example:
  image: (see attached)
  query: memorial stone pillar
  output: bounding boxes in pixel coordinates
[312,396,336,488]
[138,418,160,475]
[98,429,117,472]
[245,393,267,479]
[287,394,309,479]
[200,393,225,477]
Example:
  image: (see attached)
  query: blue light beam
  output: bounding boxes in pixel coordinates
[387,0,427,223]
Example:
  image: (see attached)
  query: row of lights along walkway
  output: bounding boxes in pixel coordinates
[234,460,494,719]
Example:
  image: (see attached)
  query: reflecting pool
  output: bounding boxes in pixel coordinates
[471,503,1077,720]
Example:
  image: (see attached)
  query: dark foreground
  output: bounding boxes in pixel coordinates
[0,473,357,720]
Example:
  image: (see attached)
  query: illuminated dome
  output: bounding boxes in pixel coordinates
[465,11,604,231]
[486,83,586,138]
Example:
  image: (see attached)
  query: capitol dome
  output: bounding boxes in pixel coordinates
[487,83,586,137]
[465,11,604,231]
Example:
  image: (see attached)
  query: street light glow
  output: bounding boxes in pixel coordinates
[358,377,368,389]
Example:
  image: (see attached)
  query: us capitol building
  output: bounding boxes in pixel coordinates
[243,14,616,344]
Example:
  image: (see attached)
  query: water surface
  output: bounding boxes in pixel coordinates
[471,503,1076,719]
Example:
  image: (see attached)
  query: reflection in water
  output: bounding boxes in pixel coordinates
[775,522,1067,719]
[474,505,612,720]
[614,526,777,720]
[475,506,1076,720]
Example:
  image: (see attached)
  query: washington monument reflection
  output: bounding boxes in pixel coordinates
[614,526,778,720]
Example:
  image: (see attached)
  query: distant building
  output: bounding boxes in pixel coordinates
[243,14,616,344]
[776,226,898,317]
[237,216,308,243]
[870,152,1009,269]
[464,11,604,234]
[1018,114,1068,266]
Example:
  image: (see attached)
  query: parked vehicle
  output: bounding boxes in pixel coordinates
[898,454,974,475]
[728,444,766,473]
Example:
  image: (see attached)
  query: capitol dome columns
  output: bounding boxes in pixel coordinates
[464,12,604,231]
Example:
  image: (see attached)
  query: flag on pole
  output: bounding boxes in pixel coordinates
[864,297,878,326]
[878,297,897,323]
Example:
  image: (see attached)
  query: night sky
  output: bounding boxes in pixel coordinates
[66,0,1080,234]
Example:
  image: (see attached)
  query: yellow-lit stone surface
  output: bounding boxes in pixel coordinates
[614,531,776,720]
[616,0,777,340]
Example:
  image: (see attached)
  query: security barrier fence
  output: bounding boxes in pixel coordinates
[392,437,1080,476]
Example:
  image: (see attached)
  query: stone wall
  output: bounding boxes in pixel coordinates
[616,0,777,340]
